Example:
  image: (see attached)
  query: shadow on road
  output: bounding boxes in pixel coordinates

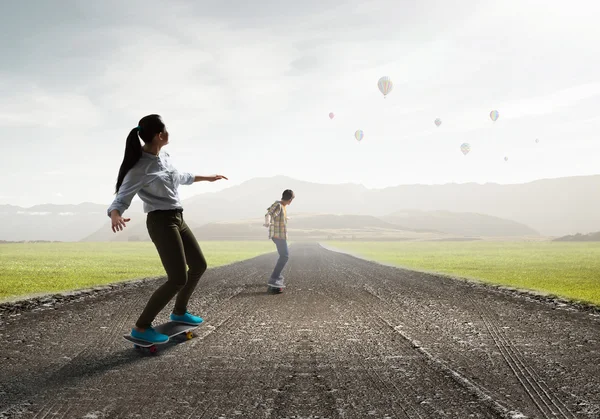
[1,338,191,413]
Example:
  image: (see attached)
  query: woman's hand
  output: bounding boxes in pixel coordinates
[111,213,131,233]
[207,175,228,182]
[194,175,229,183]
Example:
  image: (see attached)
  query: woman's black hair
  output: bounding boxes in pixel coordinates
[115,114,165,193]
[282,189,294,201]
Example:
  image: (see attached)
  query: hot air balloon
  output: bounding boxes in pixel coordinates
[329,112,334,119]
[504,156,509,162]
[377,76,393,98]
[434,118,442,127]
[490,110,499,121]
[355,130,364,142]
[460,143,471,155]
[535,138,539,143]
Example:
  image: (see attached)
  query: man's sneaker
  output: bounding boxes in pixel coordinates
[170,311,204,326]
[131,327,169,344]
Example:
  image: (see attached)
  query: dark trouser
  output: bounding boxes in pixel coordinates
[270,238,289,280]
[136,209,207,329]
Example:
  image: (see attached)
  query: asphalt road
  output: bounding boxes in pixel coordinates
[1,243,598,418]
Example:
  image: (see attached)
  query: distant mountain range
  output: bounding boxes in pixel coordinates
[81,212,536,242]
[0,203,112,242]
[554,232,600,242]
[1,174,598,242]
[382,210,538,237]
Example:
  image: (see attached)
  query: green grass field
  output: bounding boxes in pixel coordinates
[3,241,599,306]
[0,242,274,301]
[325,241,600,306]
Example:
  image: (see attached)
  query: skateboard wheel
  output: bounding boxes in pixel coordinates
[186,331,194,340]
[149,345,157,354]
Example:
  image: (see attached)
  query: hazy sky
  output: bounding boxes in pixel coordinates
[1,0,599,207]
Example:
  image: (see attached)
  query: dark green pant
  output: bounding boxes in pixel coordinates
[136,209,207,329]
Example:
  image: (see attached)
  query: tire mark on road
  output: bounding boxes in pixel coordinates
[474,300,577,419]
[322,263,515,419]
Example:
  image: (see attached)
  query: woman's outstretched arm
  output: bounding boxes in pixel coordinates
[193,175,228,182]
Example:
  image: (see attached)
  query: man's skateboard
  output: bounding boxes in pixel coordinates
[123,321,200,354]
[267,285,284,294]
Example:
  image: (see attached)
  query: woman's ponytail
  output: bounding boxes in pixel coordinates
[113,115,165,194]
[115,128,143,194]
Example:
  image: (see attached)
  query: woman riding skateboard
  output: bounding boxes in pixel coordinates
[107,114,228,343]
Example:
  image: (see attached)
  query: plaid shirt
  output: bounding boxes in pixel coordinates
[266,200,287,240]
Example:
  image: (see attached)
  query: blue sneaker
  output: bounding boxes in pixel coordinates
[170,311,204,326]
[131,327,169,344]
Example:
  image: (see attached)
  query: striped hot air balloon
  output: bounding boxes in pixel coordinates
[377,76,393,98]
[460,143,471,155]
